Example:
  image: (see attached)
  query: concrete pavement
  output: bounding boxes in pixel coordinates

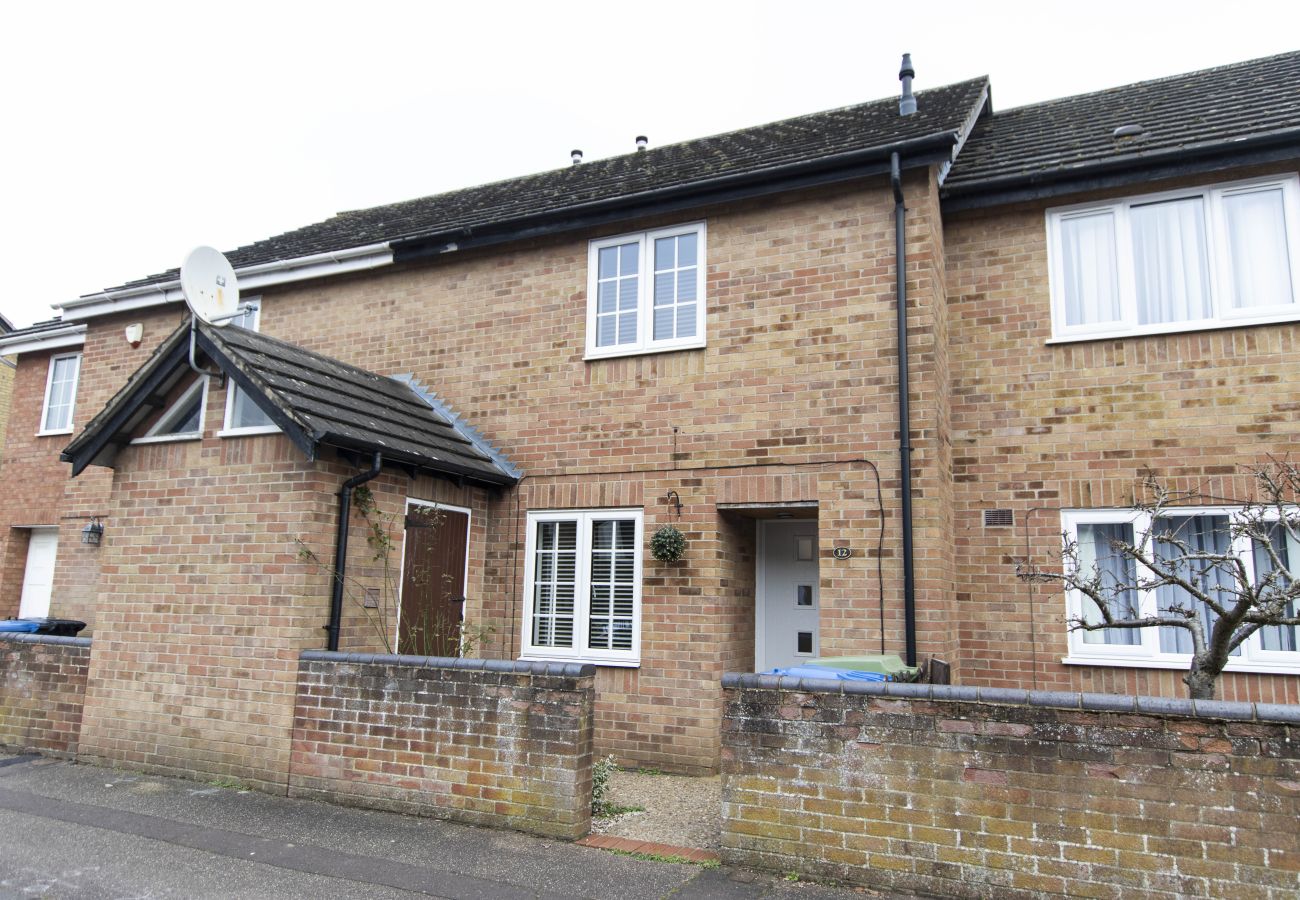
[0,755,877,899]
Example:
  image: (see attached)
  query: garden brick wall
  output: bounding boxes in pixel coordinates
[289,652,594,840]
[721,675,1300,899]
[0,634,91,756]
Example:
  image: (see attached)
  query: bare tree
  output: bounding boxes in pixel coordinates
[1023,461,1300,700]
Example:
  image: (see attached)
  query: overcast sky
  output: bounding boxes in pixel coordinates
[0,1,1293,327]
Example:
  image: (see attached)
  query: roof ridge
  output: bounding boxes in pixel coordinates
[987,49,1300,117]
[337,76,991,219]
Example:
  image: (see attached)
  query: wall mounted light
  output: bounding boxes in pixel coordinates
[81,518,104,546]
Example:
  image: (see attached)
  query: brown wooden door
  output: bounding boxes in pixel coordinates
[398,505,469,657]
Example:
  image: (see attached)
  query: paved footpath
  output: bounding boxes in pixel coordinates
[0,755,888,899]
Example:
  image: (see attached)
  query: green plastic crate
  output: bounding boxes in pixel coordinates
[810,654,920,679]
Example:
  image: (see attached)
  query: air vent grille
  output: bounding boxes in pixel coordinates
[983,509,1013,528]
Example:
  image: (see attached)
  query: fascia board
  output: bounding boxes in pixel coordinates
[0,325,88,356]
[59,244,394,322]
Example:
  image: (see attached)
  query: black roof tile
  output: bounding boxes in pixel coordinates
[62,321,517,486]
[95,78,988,294]
[203,325,516,484]
[945,51,1300,195]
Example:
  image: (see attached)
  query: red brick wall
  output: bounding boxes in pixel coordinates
[289,653,594,839]
[721,676,1300,898]
[944,161,1300,703]
[0,306,185,628]
[0,634,91,756]
[0,358,14,462]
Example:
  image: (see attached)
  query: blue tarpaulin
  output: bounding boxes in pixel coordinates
[0,620,40,633]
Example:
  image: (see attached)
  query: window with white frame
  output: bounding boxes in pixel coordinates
[133,378,206,443]
[1061,509,1300,672]
[220,300,278,435]
[586,223,706,358]
[521,508,643,665]
[40,352,81,434]
[1046,176,1300,341]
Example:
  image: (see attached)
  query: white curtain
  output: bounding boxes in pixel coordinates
[1253,526,1299,652]
[1224,188,1295,310]
[1060,213,1120,326]
[1131,197,1212,325]
[1076,522,1140,646]
[1155,515,1236,655]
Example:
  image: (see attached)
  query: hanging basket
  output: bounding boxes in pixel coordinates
[650,524,687,563]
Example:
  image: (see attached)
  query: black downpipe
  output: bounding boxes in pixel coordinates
[326,451,383,651]
[891,152,917,668]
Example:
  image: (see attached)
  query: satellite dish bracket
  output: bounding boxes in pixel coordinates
[187,319,221,378]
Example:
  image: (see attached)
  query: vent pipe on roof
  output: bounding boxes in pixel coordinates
[899,53,917,116]
[636,135,648,151]
[571,149,583,165]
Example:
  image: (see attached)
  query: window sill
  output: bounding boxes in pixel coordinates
[131,433,202,445]
[1062,656,1300,676]
[1047,310,1300,345]
[36,428,73,437]
[218,426,281,438]
[584,340,705,362]
[519,653,640,669]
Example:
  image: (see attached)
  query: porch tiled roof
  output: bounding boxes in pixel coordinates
[61,321,517,486]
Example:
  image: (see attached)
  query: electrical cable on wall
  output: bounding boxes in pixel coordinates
[508,454,889,664]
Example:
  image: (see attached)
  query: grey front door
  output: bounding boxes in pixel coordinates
[757,520,819,671]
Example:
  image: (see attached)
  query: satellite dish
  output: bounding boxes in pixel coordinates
[180,246,240,326]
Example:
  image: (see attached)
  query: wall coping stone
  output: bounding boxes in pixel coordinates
[0,633,91,648]
[300,649,595,678]
[720,672,1300,724]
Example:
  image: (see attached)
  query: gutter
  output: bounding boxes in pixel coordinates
[58,243,395,321]
[0,323,87,356]
[891,151,918,669]
[326,451,383,652]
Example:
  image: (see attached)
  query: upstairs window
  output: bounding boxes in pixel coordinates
[1047,176,1300,341]
[586,223,706,358]
[40,352,81,434]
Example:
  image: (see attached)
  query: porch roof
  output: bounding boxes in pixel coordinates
[60,320,519,487]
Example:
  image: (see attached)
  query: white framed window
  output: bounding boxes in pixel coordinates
[132,378,206,444]
[521,508,643,666]
[1046,175,1300,342]
[585,223,706,359]
[218,300,278,436]
[1061,508,1300,673]
[39,352,81,435]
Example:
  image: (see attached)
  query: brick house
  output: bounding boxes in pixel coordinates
[1,52,1297,783]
